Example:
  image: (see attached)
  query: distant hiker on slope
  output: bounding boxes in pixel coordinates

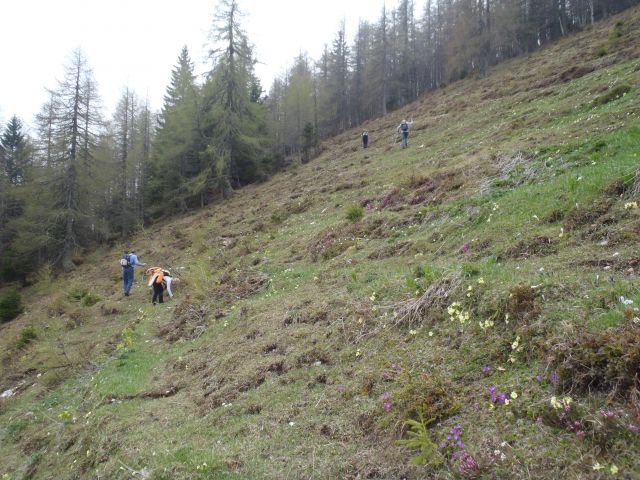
[145,267,174,305]
[362,130,369,148]
[121,250,146,297]
[397,118,413,148]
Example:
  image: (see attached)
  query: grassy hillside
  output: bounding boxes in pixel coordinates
[2,8,640,479]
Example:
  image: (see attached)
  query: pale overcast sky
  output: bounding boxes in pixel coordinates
[0,0,387,129]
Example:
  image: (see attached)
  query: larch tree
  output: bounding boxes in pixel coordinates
[201,0,269,197]
[17,49,103,272]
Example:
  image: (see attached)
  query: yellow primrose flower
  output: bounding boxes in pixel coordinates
[610,464,619,475]
[409,329,417,335]
[550,396,562,410]
[510,391,518,399]
[428,331,434,336]
[592,462,603,471]
[355,349,361,357]
[478,277,485,284]
[504,399,510,405]
[468,285,473,291]
[624,202,638,210]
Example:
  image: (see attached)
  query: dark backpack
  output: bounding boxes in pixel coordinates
[401,122,409,132]
[119,254,132,267]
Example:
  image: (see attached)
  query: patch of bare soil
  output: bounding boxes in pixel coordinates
[563,199,613,231]
[506,236,557,259]
[367,241,412,260]
[214,269,269,301]
[158,302,208,342]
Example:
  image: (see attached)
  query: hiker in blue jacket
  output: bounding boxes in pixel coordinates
[397,119,412,148]
[121,250,146,297]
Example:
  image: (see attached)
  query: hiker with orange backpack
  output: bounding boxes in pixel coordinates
[145,267,174,304]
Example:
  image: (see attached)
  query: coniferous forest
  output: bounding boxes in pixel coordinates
[1,0,637,282]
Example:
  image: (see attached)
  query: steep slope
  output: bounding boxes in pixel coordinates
[2,8,640,479]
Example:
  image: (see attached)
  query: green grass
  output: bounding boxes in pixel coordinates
[2,8,640,479]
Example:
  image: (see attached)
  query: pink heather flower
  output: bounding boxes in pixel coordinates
[535,375,543,382]
[599,408,615,418]
[383,391,390,400]
[384,402,391,411]
[462,243,470,254]
[459,452,479,474]
[628,423,638,433]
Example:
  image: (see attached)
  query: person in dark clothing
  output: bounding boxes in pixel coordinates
[362,130,369,148]
[145,267,173,305]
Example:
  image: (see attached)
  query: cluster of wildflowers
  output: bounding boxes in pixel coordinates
[439,424,465,453]
[508,335,523,363]
[624,201,638,209]
[58,410,73,422]
[382,391,391,411]
[479,319,494,330]
[550,395,572,411]
[534,371,559,384]
[439,424,479,475]
[195,463,209,472]
[593,462,619,475]
[488,385,518,407]
[448,302,470,325]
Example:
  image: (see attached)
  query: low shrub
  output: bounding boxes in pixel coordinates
[379,371,460,431]
[0,288,24,323]
[547,325,640,401]
[16,326,37,349]
[345,203,364,223]
[592,84,631,106]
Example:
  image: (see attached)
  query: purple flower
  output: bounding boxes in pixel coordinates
[488,384,496,393]
[481,365,492,374]
[457,440,464,448]
[576,431,585,437]
[549,372,559,384]
[462,243,470,254]
[383,391,390,401]
[498,392,507,404]
[384,402,391,411]
[535,375,543,382]
[472,403,479,411]
[365,203,373,211]
[628,423,638,433]
[439,442,447,448]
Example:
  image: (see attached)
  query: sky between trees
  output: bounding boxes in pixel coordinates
[0,0,385,126]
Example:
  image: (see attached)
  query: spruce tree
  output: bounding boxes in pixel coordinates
[148,46,202,213]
